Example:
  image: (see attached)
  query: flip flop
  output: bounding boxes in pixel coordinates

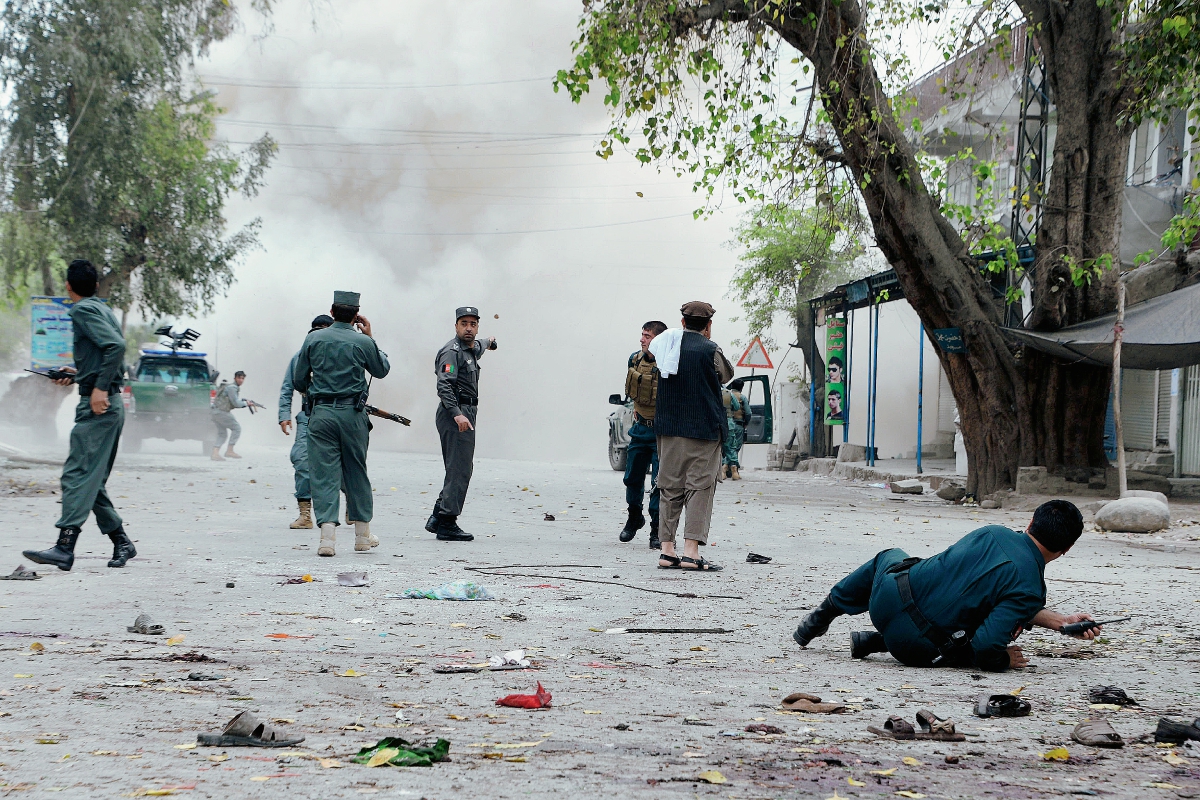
[680,556,723,572]
[0,564,40,580]
[127,613,164,636]
[1071,718,1124,748]
[915,709,966,741]
[781,692,847,714]
[197,711,305,747]
[1088,686,1137,706]
[867,716,915,740]
[657,555,682,570]
[974,694,1031,718]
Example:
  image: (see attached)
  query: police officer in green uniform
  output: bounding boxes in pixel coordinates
[426,307,496,542]
[791,500,1101,671]
[292,291,390,557]
[279,315,334,529]
[721,378,748,481]
[23,260,135,571]
[620,320,666,548]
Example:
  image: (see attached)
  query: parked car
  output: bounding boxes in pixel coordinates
[121,329,216,453]
[606,374,773,470]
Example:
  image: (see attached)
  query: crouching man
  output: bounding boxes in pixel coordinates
[792,500,1101,671]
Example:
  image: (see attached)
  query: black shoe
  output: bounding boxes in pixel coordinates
[1154,717,1200,744]
[425,511,440,534]
[436,518,474,542]
[648,519,660,550]
[23,527,81,572]
[106,526,137,568]
[792,595,842,648]
[618,506,645,543]
[850,630,887,659]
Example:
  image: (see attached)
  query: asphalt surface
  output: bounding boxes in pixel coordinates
[1,443,1199,799]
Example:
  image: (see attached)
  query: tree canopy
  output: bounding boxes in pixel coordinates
[0,0,276,318]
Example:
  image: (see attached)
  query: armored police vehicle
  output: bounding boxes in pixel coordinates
[121,327,217,453]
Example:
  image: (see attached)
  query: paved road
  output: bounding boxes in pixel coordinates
[1,445,1198,798]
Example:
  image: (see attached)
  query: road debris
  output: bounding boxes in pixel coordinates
[496,682,552,709]
[390,580,495,601]
[352,737,450,767]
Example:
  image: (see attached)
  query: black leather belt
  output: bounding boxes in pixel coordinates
[890,559,968,664]
[313,396,358,406]
[80,385,122,396]
[457,397,478,406]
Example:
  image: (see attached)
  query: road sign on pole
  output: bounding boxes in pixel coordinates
[736,336,774,369]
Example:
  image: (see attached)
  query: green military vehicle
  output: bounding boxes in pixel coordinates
[120,327,218,453]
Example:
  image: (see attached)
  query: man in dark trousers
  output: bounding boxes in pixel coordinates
[648,301,734,572]
[620,320,667,548]
[427,306,497,542]
[791,499,1101,671]
[23,259,135,571]
[279,314,334,529]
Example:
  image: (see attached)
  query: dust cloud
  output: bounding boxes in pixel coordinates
[160,0,747,465]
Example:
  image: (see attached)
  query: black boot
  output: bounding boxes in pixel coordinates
[106,526,137,568]
[648,518,660,550]
[23,527,81,572]
[618,506,645,543]
[850,631,887,659]
[436,516,474,542]
[425,508,441,534]
[792,595,842,648]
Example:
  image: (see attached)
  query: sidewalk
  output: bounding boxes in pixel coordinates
[789,456,963,487]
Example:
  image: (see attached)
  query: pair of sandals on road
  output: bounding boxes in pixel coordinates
[657,553,722,571]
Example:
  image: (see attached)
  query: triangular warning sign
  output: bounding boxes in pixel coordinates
[736,336,773,369]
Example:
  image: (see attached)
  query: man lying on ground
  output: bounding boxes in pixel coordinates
[792,499,1100,671]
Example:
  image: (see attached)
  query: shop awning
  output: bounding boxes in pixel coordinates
[1003,282,1200,370]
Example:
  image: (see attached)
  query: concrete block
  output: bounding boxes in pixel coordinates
[891,479,925,495]
[980,499,1000,509]
[836,443,867,463]
[1127,471,1172,495]
[1094,496,1170,533]
[1017,466,1047,494]
[1168,478,1200,498]
[936,480,967,502]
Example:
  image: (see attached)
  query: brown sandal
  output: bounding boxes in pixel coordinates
[781,692,847,714]
[1071,718,1124,748]
[197,711,305,747]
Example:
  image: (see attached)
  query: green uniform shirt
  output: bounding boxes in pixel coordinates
[908,525,1047,671]
[292,322,390,397]
[68,297,125,395]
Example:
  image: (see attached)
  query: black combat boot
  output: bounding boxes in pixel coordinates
[618,506,645,543]
[850,631,887,659]
[106,526,137,568]
[424,510,441,534]
[648,517,660,550]
[436,516,474,542]
[23,527,81,572]
[792,595,843,648]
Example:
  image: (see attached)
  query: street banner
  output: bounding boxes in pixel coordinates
[30,296,76,370]
[736,335,774,369]
[824,316,846,426]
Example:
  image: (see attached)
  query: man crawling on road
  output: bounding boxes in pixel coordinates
[792,499,1101,672]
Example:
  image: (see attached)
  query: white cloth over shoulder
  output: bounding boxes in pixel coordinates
[648,327,685,378]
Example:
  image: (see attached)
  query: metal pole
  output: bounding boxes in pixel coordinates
[866,300,874,464]
[808,304,817,458]
[870,300,881,467]
[1113,282,1128,495]
[844,307,853,444]
[917,320,925,475]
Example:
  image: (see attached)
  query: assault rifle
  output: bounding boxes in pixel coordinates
[244,400,268,415]
[365,404,411,426]
[24,368,75,383]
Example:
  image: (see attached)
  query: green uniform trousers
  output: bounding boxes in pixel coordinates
[307,402,372,526]
[55,396,124,533]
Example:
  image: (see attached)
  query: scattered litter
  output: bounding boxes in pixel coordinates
[781,692,847,714]
[682,717,713,726]
[544,513,555,521]
[337,572,368,587]
[745,724,784,735]
[698,770,726,784]
[500,613,527,622]
[264,633,314,640]
[391,580,495,601]
[186,673,223,681]
[973,694,1031,718]
[605,627,732,634]
[496,682,552,709]
[225,582,235,588]
[279,575,314,585]
[197,711,305,747]
[434,663,486,674]
[489,649,531,669]
[0,564,39,580]
[127,614,164,636]
[339,669,362,678]
[745,553,772,564]
[1071,718,1124,748]
[1088,686,1137,706]
[352,737,450,767]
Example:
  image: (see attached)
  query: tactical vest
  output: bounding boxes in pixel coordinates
[213,383,234,412]
[723,389,745,420]
[625,352,658,421]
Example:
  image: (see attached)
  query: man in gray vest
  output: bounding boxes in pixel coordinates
[211,371,248,461]
[23,259,135,571]
[648,301,734,571]
[293,291,390,556]
[426,306,497,542]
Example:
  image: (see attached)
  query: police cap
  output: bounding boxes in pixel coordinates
[680,300,716,319]
[333,290,360,306]
[310,314,334,331]
[455,306,480,321]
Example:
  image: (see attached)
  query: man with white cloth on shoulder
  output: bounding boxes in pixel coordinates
[648,301,734,571]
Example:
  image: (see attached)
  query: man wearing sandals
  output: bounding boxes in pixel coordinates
[792,499,1100,670]
[649,301,734,572]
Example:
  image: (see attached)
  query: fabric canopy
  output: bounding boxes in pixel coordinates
[1003,282,1200,370]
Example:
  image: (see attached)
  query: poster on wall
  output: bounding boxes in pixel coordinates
[824,315,846,426]
[30,296,76,370]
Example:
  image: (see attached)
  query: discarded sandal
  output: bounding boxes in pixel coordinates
[0,564,39,580]
[680,556,723,571]
[917,709,956,735]
[1088,685,1137,706]
[974,694,1031,718]
[745,552,772,564]
[657,554,682,570]
[781,692,847,714]
[1154,717,1200,744]
[126,613,165,636]
[1071,718,1124,748]
[882,715,916,739]
[197,711,305,747]
[868,713,967,742]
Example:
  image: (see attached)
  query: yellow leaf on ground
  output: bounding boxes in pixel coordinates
[482,752,504,759]
[366,747,399,767]
[825,792,845,800]
[172,743,196,750]
[249,776,271,781]
[582,710,602,715]
[1041,747,1070,761]
[92,750,119,756]
[450,623,467,628]
[505,756,527,762]
[1011,685,1027,695]
[144,791,175,797]
[698,770,726,784]
[165,636,185,646]
[896,792,926,799]
[690,646,709,652]
[1089,703,1121,711]
[902,757,922,766]
[208,755,228,763]
[1164,753,1189,766]
[301,574,313,582]
[30,642,44,652]
[871,768,898,776]
[1150,783,1181,790]
[318,758,342,769]
[14,673,32,678]
[340,669,361,677]
[448,714,467,720]
[848,777,866,786]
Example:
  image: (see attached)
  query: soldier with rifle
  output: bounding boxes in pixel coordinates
[211,370,265,461]
[22,259,136,571]
[292,291,391,557]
